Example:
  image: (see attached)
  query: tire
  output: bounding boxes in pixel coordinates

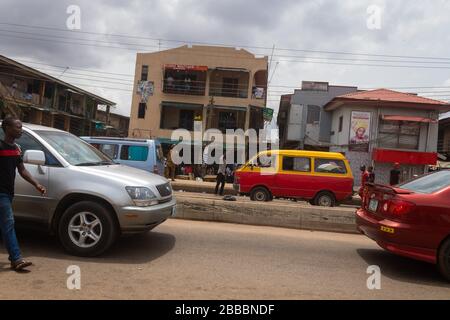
[58,201,118,257]
[250,187,271,202]
[314,191,336,207]
[438,237,450,282]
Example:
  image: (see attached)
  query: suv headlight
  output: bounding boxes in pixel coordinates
[125,187,158,207]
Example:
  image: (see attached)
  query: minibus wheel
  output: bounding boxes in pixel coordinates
[314,191,336,207]
[250,187,271,202]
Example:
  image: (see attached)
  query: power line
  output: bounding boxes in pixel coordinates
[4,31,450,70]
[3,22,450,61]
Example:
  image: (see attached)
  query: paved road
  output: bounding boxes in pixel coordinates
[1,219,449,299]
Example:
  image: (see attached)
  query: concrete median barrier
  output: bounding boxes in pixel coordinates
[173,193,358,234]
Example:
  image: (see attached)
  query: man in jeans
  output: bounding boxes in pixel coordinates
[0,116,46,271]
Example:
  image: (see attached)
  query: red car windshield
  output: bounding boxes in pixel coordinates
[399,170,450,194]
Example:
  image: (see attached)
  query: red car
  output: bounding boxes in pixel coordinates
[356,170,450,281]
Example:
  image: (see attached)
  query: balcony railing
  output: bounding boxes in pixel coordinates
[209,84,249,99]
[163,79,205,96]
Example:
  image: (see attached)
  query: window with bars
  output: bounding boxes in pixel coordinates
[378,119,420,150]
[307,105,320,124]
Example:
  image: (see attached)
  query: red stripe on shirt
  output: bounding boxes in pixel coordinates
[0,149,21,157]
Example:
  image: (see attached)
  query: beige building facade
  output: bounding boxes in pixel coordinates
[129,45,268,145]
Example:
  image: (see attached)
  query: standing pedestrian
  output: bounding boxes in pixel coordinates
[390,162,401,186]
[165,144,176,181]
[367,166,375,183]
[215,154,227,196]
[358,165,369,197]
[1,116,46,271]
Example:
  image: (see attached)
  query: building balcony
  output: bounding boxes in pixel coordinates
[209,68,250,99]
[163,64,208,96]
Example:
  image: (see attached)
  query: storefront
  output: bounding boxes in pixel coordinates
[324,89,450,186]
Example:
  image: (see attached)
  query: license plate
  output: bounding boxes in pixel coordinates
[380,226,395,234]
[368,199,378,212]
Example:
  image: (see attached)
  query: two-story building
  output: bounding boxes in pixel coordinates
[438,116,450,160]
[324,89,450,185]
[276,81,358,149]
[0,55,115,136]
[129,45,268,152]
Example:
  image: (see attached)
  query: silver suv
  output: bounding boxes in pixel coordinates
[0,123,176,257]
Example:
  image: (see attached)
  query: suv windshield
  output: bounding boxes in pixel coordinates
[399,170,450,194]
[36,130,115,166]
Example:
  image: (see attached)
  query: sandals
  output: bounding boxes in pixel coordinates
[11,259,33,271]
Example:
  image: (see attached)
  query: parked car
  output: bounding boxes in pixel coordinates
[0,123,176,257]
[233,150,354,206]
[80,136,165,176]
[356,170,450,281]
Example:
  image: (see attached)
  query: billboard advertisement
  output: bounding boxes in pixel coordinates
[349,111,371,152]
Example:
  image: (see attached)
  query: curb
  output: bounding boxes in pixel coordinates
[172,194,359,234]
[171,182,362,207]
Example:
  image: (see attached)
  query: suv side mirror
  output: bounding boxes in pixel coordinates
[23,150,45,166]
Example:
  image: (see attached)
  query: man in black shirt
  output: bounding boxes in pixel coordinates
[390,162,401,186]
[0,116,46,271]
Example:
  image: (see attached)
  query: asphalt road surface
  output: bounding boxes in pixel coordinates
[1,219,449,299]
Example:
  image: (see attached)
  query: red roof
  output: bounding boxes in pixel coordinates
[337,88,449,105]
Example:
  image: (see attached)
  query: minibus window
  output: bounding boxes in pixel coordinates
[156,144,164,162]
[314,159,347,174]
[120,145,149,161]
[250,154,276,168]
[282,157,311,172]
[98,144,118,159]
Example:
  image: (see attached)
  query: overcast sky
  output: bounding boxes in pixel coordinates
[1,0,450,122]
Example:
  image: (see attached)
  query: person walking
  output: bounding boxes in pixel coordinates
[0,116,46,271]
[215,154,227,196]
[390,162,401,186]
[165,144,176,181]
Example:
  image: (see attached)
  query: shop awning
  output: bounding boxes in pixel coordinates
[381,115,438,123]
[164,64,208,72]
[161,101,204,110]
[211,105,247,112]
[214,67,249,73]
[373,148,437,165]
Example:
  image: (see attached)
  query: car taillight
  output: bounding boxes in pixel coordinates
[383,199,415,217]
[153,165,159,174]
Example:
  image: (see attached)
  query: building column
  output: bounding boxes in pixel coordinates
[33,110,43,125]
[244,105,250,131]
[64,116,70,132]
[39,81,46,106]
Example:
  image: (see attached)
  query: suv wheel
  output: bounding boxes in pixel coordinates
[438,237,450,282]
[58,201,118,257]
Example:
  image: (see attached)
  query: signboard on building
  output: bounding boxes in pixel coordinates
[301,81,329,92]
[349,111,371,152]
[137,81,154,103]
[164,64,208,71]
[263,107,274,121]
